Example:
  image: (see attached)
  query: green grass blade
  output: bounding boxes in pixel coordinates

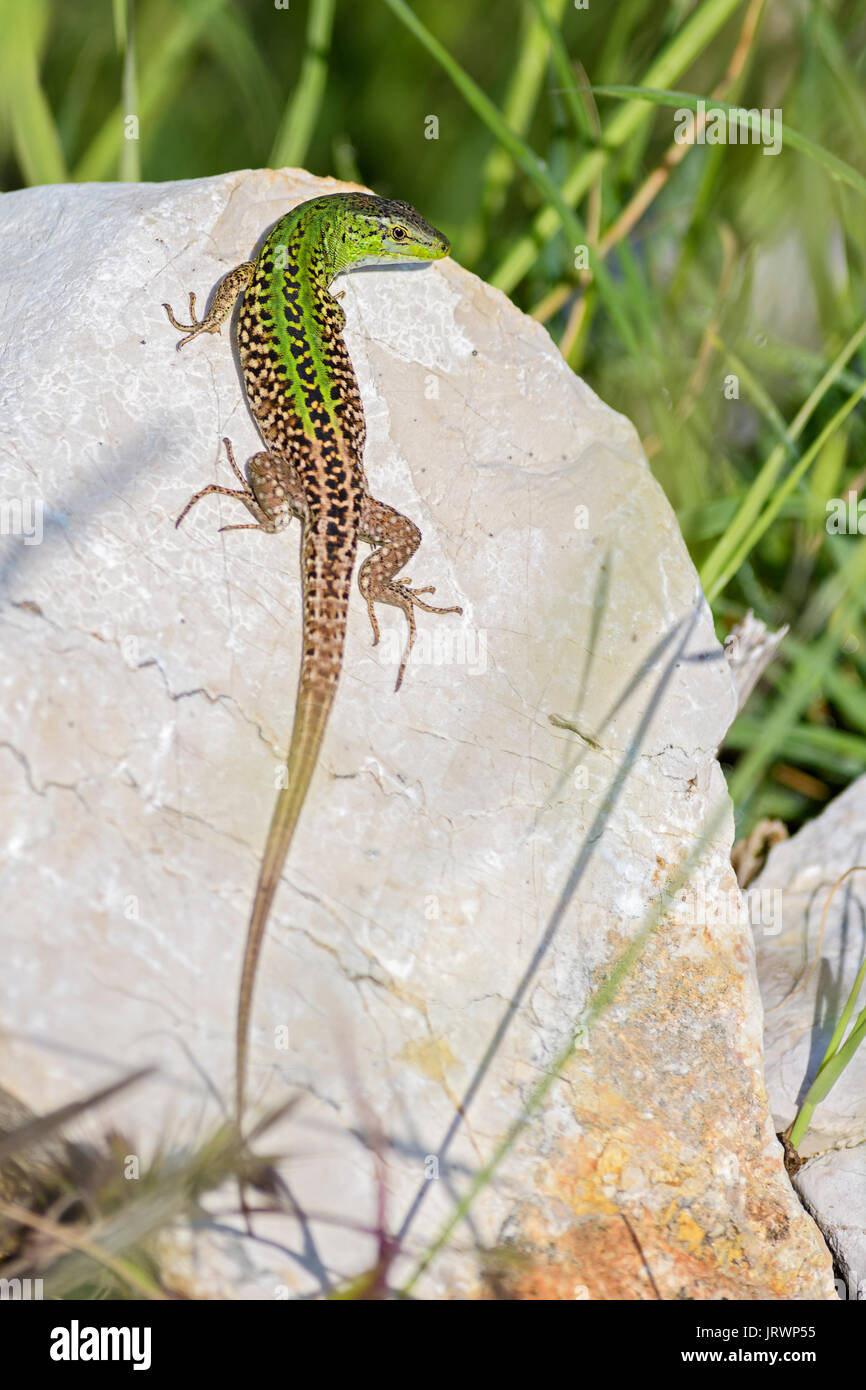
[269,0,337,170]
[818,963,866,1080]
[529,0,593,143]
[0,0,68,184]
[379,0,638,352]
[759,636,866,736]
[205,5,281,149]
[806,431,848,534]
[810,6,866,154]
[74,0,226,182]
[710,337,796,458]
[724,719,866,777]
[490,0,747,293]
[706,376,866,601]
[480,0,568,221]
[589,86,866,200]
[111,0,127,51]
[726,541,866,808]
[118,0,140,182]
[789,1004,866,1149]
[379,0,584,247]
[700,317,866,598]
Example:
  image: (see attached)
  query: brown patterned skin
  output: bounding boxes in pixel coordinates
[163,193,461,1155]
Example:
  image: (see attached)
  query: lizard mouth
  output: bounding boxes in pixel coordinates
[389,232,450,263]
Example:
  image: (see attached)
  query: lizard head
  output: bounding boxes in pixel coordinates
[334,193,450,270]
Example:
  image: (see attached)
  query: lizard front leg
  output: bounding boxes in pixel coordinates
[163,261,255,350]
[176,437,309,532]
[358,495,462,691]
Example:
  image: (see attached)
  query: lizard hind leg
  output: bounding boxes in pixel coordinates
[246,450,310,532]
[358,495,462,692]
[176,437,308,533]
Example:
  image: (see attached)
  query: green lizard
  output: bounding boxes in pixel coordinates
[163,192,462,1139]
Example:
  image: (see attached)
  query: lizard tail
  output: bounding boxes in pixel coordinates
[235,680,336,1126]
[235,521,354,1129]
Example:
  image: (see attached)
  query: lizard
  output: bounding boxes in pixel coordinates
[162,191,462,1145]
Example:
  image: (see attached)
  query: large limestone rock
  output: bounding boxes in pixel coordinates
[0,170,834,1299]
[751,776,866,1300]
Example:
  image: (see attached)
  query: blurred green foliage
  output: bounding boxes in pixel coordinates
[2,0,866,838]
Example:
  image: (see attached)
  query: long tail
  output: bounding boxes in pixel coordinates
[235,523,354,1128]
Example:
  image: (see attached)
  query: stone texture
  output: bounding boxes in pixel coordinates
[0,169,834,1299]
[751,775,866,1299]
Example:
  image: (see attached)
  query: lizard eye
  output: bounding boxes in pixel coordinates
[390,226,408,242]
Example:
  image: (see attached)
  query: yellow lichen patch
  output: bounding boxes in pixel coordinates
[674,1208,707,1254]
[398,1036,458,1084]
[543,1126,627,1219]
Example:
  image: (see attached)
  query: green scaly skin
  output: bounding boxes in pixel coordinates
[163,193,462,1147]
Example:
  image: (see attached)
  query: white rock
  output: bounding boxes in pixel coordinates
[0,170,833,1299]
[751,774,866,1297]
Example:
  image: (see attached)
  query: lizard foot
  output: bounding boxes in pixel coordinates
[175,437,275,531]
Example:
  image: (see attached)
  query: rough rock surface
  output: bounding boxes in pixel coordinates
[751,776,866,1300]
[0,169,834,1299]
